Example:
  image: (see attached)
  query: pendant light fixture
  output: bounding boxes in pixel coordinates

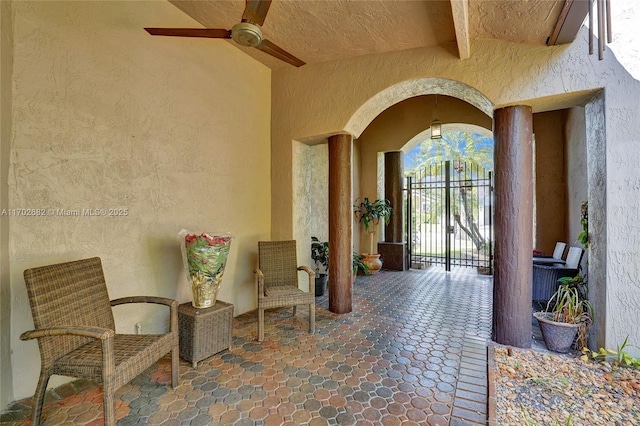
[431,94,442,139]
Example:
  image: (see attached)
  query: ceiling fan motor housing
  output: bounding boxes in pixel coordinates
[232,22,262,47]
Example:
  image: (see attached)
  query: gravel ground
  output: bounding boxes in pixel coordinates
[493,345,640,425]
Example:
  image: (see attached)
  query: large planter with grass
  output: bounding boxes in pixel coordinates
[534,278,593,353]
[533,312,581,353]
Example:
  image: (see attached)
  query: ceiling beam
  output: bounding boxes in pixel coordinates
[450,0,471,59]
[547,0,590,45]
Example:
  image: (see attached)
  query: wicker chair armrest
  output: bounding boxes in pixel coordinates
[110,296,178,332]
[110,296,176,307]
[297,266,315,293]
[20,325,114,341]
[255,268,265,297]
[297,266,315,277]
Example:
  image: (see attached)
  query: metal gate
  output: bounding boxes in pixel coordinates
[406,160,493,273]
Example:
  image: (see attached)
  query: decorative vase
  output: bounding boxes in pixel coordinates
[315,274,328,297]
[533,312,581,353]
[180,231,232,309]
[361,253,383,274]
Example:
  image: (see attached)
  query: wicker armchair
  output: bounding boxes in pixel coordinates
[533,241,567,265]
[255,240,315,342]
[532,246,584,302]
[20,257,179,426]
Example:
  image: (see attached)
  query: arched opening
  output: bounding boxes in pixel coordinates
[353,92,492,258]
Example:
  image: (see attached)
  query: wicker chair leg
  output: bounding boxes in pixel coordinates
[309,303,315,334]
[171,345,179,387]
[293,305,297,316]
[103,388,116,426]
[30,372,50,425]
[258,308,264,342]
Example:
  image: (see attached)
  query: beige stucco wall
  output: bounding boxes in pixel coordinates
[1,0,14,410]
[273,16,640,355]
[308,145,329,245]
[565,106,588,263]
[5,0,271,402]
[292,142,328,273]
[292,141,330,285]
[533,111,567,255]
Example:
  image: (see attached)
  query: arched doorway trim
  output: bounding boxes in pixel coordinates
[345,78,494,139]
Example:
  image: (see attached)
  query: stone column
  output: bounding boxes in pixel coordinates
[492,105,533,348]
[378,151,406,270]
[328,134,353,314]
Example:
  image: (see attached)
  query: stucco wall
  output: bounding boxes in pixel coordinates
[272,20,640,354]
[565,107,588,260]
[6,0,271,401]
[309,145,329,245]
[292,141,328,284]
[585,92,607,350]
[0,0,14,410]
[533,111,567,255]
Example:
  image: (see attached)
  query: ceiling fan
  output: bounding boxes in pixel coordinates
[144,0,305,67]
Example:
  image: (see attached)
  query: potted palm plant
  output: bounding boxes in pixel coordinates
[533,275,593,353]
[311,237,329,296]
[353,197,392,274]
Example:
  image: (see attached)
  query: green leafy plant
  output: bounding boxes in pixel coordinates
[311,237,329,275]
[352,252,369,276]
[353,197,393,254]
[557,275,589,303]
[581,335,640,368]
[555,274,591,347]
[547,284,593,325]
[577,200,589,248]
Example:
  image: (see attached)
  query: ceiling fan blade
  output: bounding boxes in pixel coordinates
[241,0,272,26]
[144,28,232,39]
[256,39,305,67]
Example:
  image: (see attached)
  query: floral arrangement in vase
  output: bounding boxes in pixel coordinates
[179,230,232,308]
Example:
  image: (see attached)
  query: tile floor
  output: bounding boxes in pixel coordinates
[1,267,493,426]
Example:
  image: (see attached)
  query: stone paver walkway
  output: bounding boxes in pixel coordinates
[1,267,493,425]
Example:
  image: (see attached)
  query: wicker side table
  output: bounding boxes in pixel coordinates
[178,300,233,367]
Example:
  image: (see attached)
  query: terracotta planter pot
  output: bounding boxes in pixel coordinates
[534,312,581,353]
[361,253,383,274]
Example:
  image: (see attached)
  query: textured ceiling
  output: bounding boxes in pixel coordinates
[165,0,566,69]
[469,0,565,44]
